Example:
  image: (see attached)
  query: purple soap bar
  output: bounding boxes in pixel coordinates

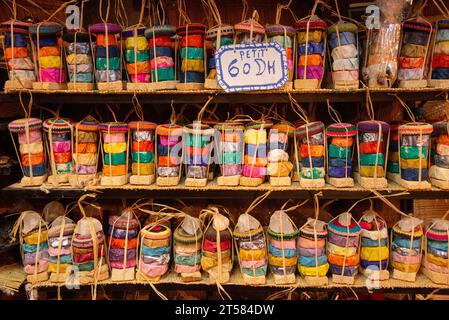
[77,165,97,174]
[221,163,242,176]
[297,66,324,79]
[328,166,352,178]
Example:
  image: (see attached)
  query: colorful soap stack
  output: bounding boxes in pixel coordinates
[47,216,75,282]
[0,20,35,89]
[240,121,272,186]
[234,214,267,285]
[43,118,74,185]
[89,23,123,90]
[430,121,449,189]
[8,118,47,186]
[294,16,326,89]
[386,122,402,183]
[356,121,390,188]
[267,210,298,284]
[99,122,128,186]
[398,122,432,189]
[137,223,171,281]
[122,27,150,89]
[326,123,356,187]
[234,17,265,44]
[156,124,183,186]
[398,19,432,87]
[71,117,99,187]
[268,122,295,186]
[176,24,207,90]
[430,19,449,86]
[72,217,109,284]
[327,22,359,89]
[328,212,361,284]
[183,123,214,186]
[145,24,177,89]
[18,211,49,283]
[129,121,156,185]
[63,31,94,90]
[359,210,389,280]
[296,121,326,188]
[29,22,66,89]
[422,219,449,284]
[391,217,423,282]
[201,211,233,283]
[174,216,203,282]
[205,25,234,89]
[214,122,244,186]
[297,218,329,286]
[266,24,295,85]
[108,209,140,281]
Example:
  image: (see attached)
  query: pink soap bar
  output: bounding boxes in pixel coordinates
[130,73,151,83]
[138,261,168,277]
[243,165,266,178]
[150,56,174,70]
[160,135,179,146]
[51,140,71,153]
[103,132,126,143]
[39,67,66,83]
[175,264,200,273]
[18,130,42,144]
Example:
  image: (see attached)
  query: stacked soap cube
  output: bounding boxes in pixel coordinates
[296,121,325,180]
[1,21,35,84]
[266,25,295,81]
[183,123,214,180]
[99,122,128,178]
[129,121,156,176]
[430,120,449,184]
[108,211,139,279]
[423,219,449,280]
[243,121,272,180]
[156,124,183,179]
[431,20,449,81]
[326,123,356,179]
[214,122,244,179]
[327,213,361,278]
[267,122,294,179]
[267,210,298,279]
[43,118,74,176]
[398,122,432,182]
[138,224,171,279]
[47,217,75,280]
[173,217,203,277]
[357,121,390,178]
[177,24,207,84]
[297,218,329,278]
[387,122,401,177]
[74,117,98,176]
[8,118,47,179]
[64,32,93,84]
[294,17,327,82]
[123,28,150,83]
[145,25,176,83]
[89,23,122,83]
[398,20,431,82]
[327,22,359,88]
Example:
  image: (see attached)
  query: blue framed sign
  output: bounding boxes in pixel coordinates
[215,42,288,92]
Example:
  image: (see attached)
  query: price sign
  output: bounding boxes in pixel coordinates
[215,42,288,92]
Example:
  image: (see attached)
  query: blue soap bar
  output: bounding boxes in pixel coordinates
[208,56,216,69]
[269,142,287,151]
[179,71,204,83]
[360,259,388,270]
[328,32,356,49]
[435,154,449,169]
[298,42,324,55]
[328,166,352,178]
[301,156,324,167]
[299,254,327,267]
[4,33,27,47]
[401,168,428,181]
[330,264,358,276]
[362,238,388,247]
[432,68,449,80]
[242,266,267,277]
[328,157,352,167]
[245,144,267,157]
[149,46,172,60]
[33,35,57,46]
[23,163,47,177]
[185,155,210,166]
[403,31,430,46]
[95,45,120,58]
[69,72,93,82]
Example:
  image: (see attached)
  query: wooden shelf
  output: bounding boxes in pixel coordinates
[1,87,448,105]
[3,181,449,200]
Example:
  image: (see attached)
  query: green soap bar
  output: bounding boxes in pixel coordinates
[132,152,154,163]
[212,37,233,47]
[125,49,149,63]
[400,146,428,159]
[221,152,242,164]
[328,144,351,158]
[104,152,126,165]
[151,67,174,81]
[185,135,211,147]
[360,153,384,166]
[387,161,399,174]
[96,57,120,71]
[56,162,71,174]
[181,47,204,60]
[301,167,324,179]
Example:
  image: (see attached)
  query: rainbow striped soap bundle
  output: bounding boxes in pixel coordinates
[386,122,403,184]
[0,20,35,90]
[129,121,157,185]
[429,17,449,88]
[429,120,449,189]
[156,124,183,186]
[268,122,295,186]
[422,218,449,285]
[123,27,152,91]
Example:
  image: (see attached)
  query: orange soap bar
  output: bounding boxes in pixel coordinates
[300,144,325,157]
[359,141,382,154]
[22,152,45,166]
[158,156,179,167]
[103,164,126,176]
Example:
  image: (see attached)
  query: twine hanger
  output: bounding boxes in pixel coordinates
[177,0,191,26]
[432,0,449,18]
